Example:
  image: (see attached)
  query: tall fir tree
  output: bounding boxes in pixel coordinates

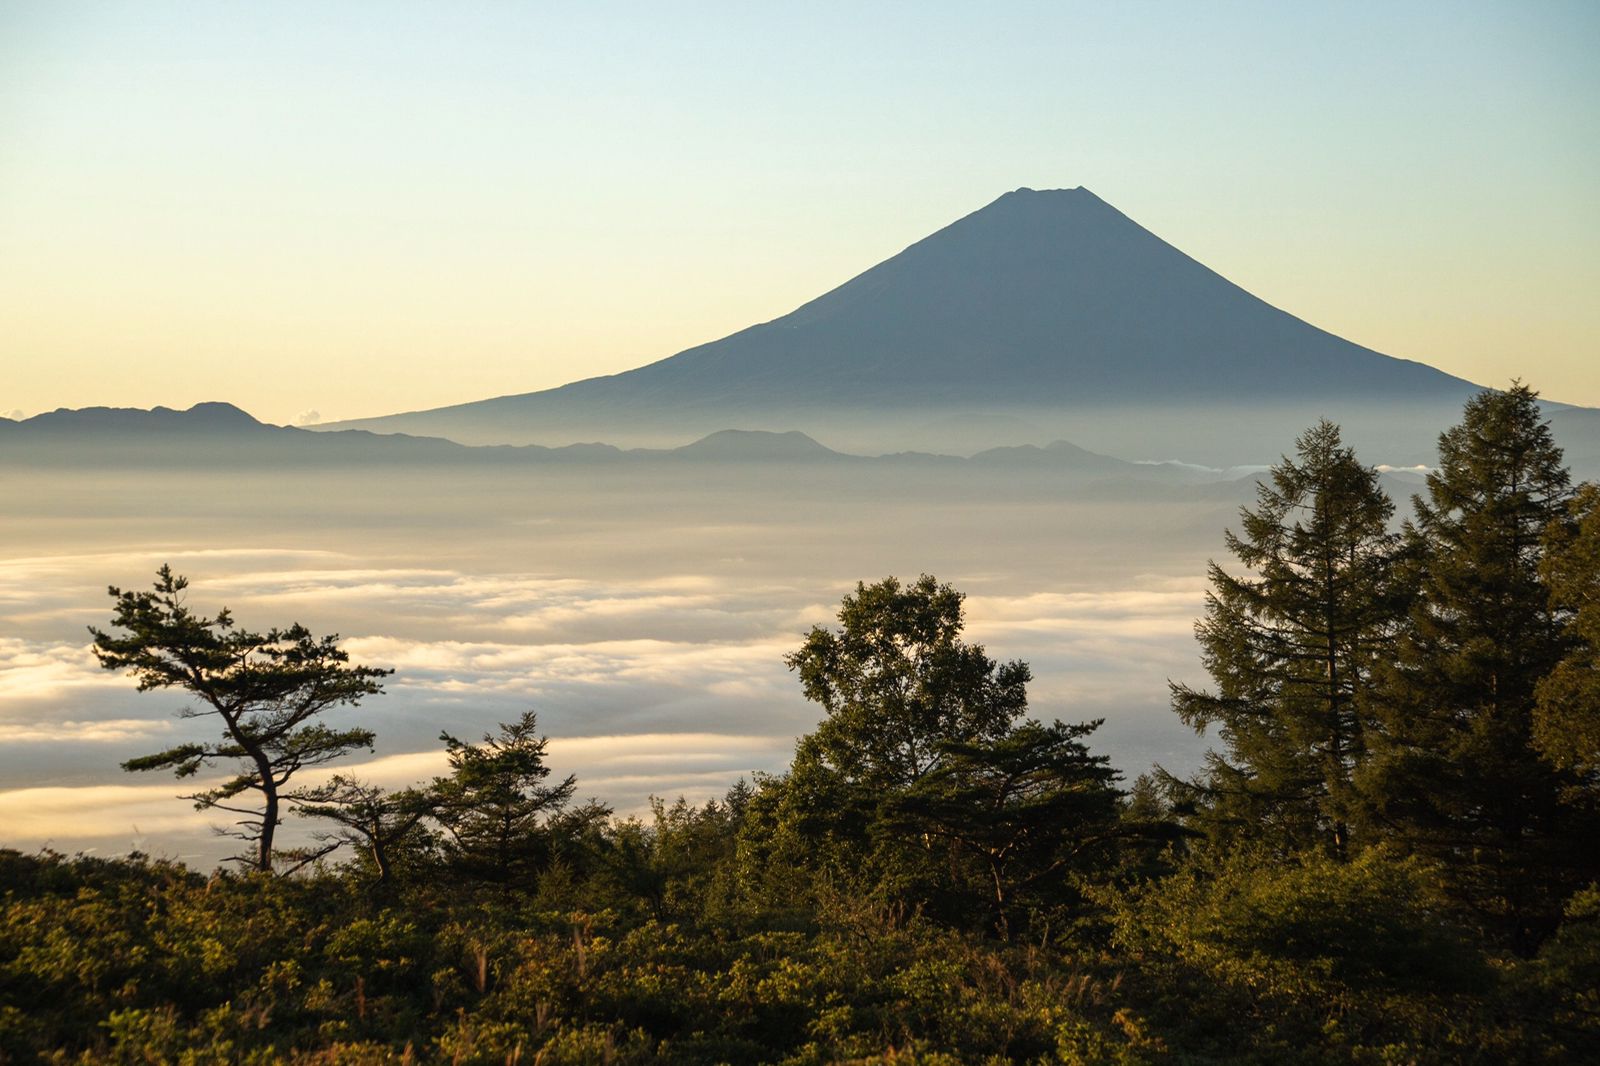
[1170,420,1402,856]
[1362,383,1594,953]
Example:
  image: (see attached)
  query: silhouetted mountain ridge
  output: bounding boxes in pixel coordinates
[1,402,1198,478]
[8,401,269,434]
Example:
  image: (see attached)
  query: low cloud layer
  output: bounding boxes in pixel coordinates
[1,515,1215,865]
[0,731,795,866]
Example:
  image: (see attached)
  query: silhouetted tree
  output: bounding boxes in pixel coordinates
[785,574,1030,790]
[287,776,436,883]
[1364,384,1592,952]
[756,575,1129,939]
[91,566,390,872]
[885,718,1121,938]
[431,711,576,884]
[1170,421,1401,856]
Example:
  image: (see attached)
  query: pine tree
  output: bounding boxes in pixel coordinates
[430,711,577,884]
[92,566,390,872]
[1363,383,1591,953]
[1170,420,1401,856]
[286,776,437,883]
[884,718,1122,939]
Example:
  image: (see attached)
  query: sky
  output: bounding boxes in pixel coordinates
[2,1,1597,426]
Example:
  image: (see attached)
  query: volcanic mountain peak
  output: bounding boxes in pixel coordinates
[320,187,1484,456]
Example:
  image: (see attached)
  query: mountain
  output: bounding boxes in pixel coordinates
[319,188,1493,462]
[662,429,841,462]
[969,439,1140,473]
[1550,407,1600,477]
[8,401,270,435]
[0,402,1215,484]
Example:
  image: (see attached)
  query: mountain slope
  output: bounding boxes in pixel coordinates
[322,187,1482,454]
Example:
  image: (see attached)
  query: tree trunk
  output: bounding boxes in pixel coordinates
[372,833,392,883]
[258,781,278,873]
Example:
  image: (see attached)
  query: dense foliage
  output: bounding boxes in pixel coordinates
[4,386,1599,1063]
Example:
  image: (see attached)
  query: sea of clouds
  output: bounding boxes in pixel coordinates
[0,456,1236,867]
[0,546,1210,865]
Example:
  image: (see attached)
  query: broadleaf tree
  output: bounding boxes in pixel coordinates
[785,574,1030,790]
[764,574,1127,939]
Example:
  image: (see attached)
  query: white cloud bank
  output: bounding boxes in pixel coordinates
[1,550,1211,864]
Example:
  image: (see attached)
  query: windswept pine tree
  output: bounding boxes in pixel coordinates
[1169,420,1402,856]
[91,566,391,873]
[285,776,437,884]
[1362,384,1598,953]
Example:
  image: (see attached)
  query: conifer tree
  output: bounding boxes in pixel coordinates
[1363,384,1594,952]
[286,776,437,883]
[92,566,390,873]
[430,711,577,884]
[1170,420,1401,856]
[884,718,1122,939]
[1535,483,1600,778]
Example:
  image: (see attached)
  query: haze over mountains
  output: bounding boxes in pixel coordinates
[0,401,1219,485]
[320,187,1518,465]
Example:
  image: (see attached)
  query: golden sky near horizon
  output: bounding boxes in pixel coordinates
[3,2,1597,426]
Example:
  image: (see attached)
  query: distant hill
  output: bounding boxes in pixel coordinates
[663,429,841,462]
[10,401,271,435]
[14,399,1596,499]
[318,187,1501,462]
[969,439,1137,473]
[0,402,1211,481]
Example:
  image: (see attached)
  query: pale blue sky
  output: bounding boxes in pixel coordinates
[3,1,1596,422]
